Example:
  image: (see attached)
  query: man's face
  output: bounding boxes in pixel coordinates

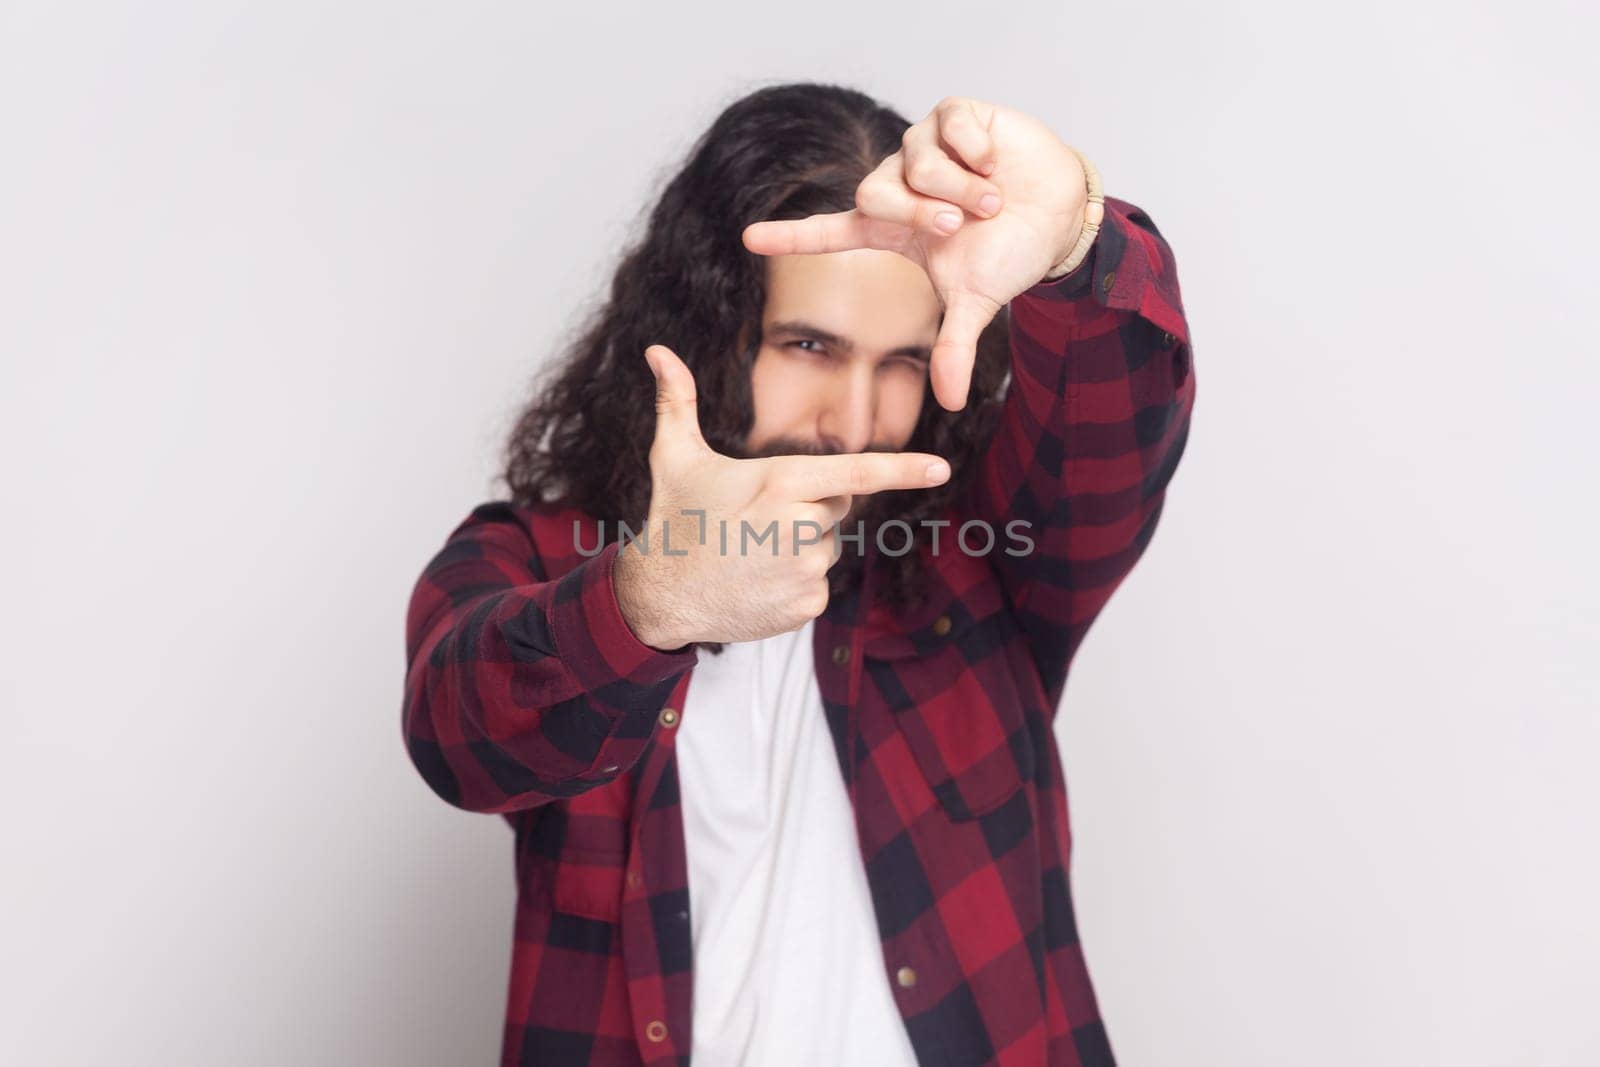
[743,248,941,473]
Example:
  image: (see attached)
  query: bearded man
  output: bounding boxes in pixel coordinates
[402,82,1196,1067]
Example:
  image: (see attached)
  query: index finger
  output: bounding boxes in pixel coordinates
[743,209,882,256]
[764,451,951,501]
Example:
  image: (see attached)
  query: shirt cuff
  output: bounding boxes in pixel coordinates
[1015,194,1190,347]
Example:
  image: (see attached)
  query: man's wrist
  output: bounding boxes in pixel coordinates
[1040,146,1105,282]
[1041,197,1103,282]
[613,546,689,652]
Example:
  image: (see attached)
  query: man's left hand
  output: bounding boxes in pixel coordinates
[741,96,1089,412]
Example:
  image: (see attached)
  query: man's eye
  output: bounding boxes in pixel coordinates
[787,339,826,354]
[885,357,928,373]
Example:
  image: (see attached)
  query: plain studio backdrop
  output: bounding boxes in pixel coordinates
[3,1,1596,1064]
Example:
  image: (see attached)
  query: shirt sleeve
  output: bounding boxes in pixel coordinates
[956,193,1197,711]
[401,502,698,814]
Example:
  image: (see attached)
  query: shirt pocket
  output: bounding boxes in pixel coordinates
[863,600,1038,821]
[524,795,631,923]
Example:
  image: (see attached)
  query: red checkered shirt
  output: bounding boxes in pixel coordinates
[402,193,1195,1066]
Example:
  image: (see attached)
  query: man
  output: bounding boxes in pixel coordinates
[403,82,1194,1066]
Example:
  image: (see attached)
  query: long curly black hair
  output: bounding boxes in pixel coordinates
[499,81,1011,630]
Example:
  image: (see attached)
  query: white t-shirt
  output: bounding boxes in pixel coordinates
[674,618,920,1067]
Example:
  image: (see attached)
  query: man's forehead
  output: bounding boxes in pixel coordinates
[764,247,933,293]
[762,250,941,342]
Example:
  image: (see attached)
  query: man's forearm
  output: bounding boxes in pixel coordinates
[955,194,1196,706]
[403,510,697,813]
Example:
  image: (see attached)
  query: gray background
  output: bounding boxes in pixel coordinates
[3,1,1596,1064]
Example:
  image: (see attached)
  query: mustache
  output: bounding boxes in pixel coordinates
[735,437,899,460]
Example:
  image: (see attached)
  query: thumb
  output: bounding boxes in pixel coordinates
[929,290,1000,412]
[644,344,708,458]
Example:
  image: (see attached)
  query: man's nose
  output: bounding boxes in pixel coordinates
[817,367,876,454]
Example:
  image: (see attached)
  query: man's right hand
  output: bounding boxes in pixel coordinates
[613,343,951,650]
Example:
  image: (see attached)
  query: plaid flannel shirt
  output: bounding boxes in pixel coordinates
[403,194,1195,1067]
